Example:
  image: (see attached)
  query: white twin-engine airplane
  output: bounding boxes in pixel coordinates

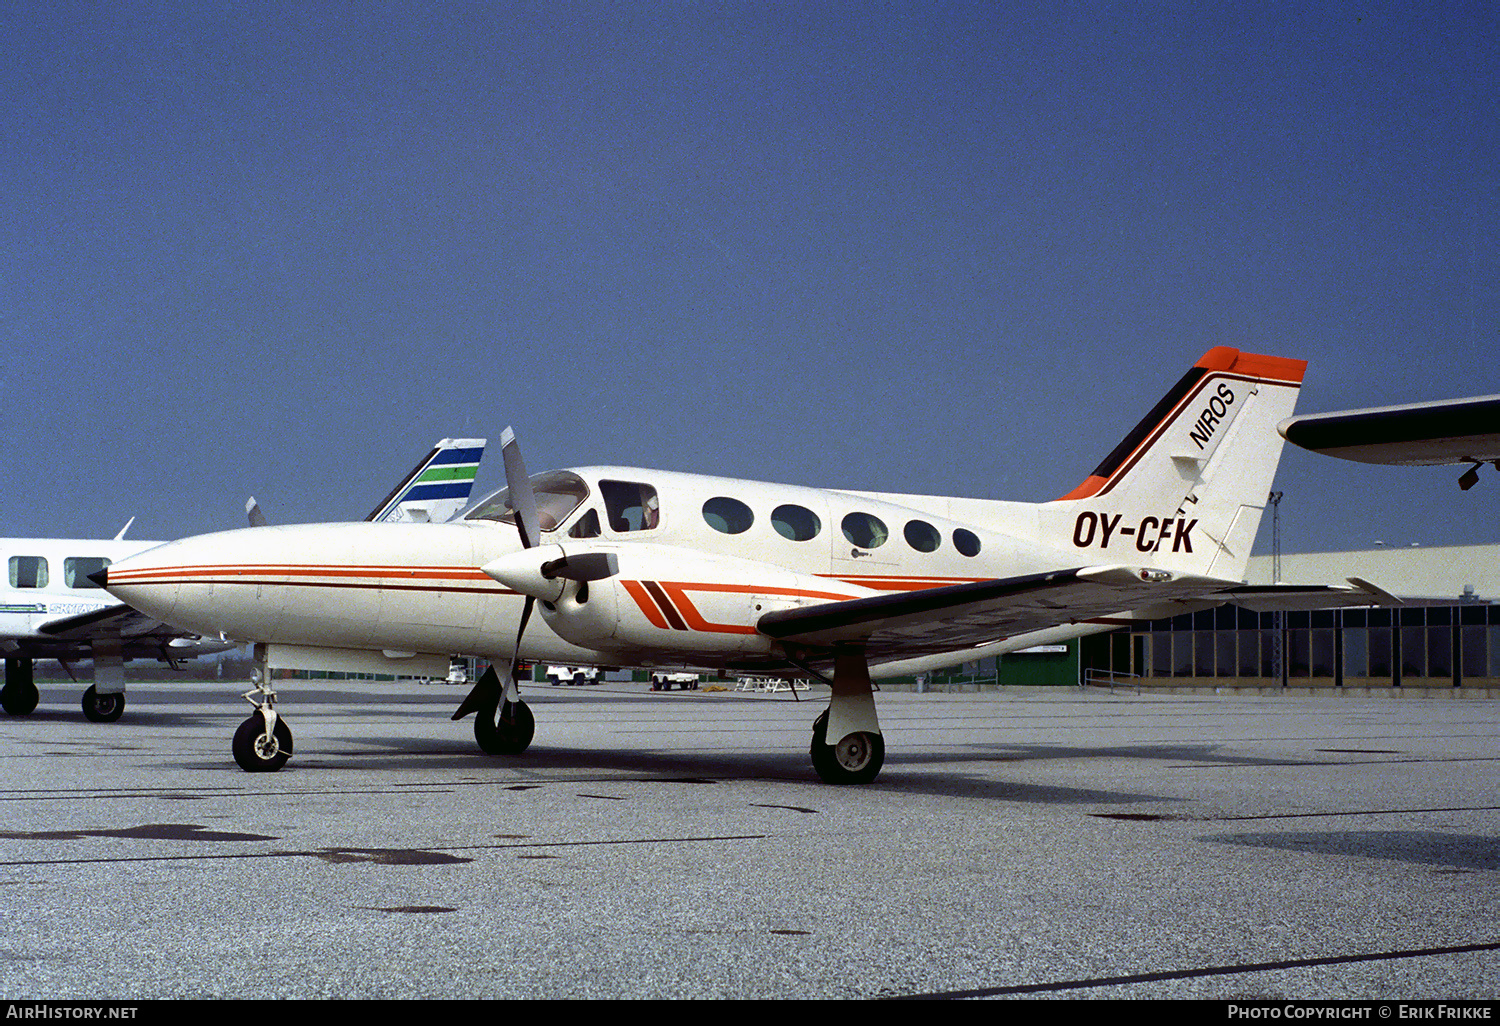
[101,349,1321,782]
[1,438,485,723]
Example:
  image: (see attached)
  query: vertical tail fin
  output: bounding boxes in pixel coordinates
[366,438,488,524]
[1042,348,1307,581]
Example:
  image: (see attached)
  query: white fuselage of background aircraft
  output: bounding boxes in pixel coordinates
[0,535,228,661]
[2,436,488,721]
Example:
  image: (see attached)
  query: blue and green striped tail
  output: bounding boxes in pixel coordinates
[365,438,487,523]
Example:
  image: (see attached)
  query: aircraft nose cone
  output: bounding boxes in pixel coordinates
[100,541,190,626]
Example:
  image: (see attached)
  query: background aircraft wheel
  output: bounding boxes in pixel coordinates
[475,699,534,755]
[81,686,125,723]
[810,710,884,785]
[1,682,39,716]
[233,712,293,772]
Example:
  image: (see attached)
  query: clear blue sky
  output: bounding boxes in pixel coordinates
[3,2,1495,554]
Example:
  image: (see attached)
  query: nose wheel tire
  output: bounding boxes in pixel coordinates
[475,699,534,756]
[233,712,293,772]
[81,686,125,723]
[810,710,884,785]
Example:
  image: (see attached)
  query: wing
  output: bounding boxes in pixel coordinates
[757,565,1241,661]
[36,604,203,644]
[758,564,1453,666]
[1278,396,1500,467]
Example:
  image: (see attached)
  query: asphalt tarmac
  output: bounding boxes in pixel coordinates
[1,679,1496,1000]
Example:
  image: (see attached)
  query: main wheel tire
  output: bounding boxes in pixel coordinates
[81,686,125,723]
[1,682,39,716]
[475,699,535,755]
[232,712,293,772]
[810,710,884,785]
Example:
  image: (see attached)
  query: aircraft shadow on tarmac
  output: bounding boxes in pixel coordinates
[1200,830,1499,872]
[196,732,1177,807]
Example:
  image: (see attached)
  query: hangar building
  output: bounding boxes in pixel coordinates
[914,545,1500,691]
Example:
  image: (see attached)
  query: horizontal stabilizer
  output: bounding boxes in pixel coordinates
[1224,578,1481,612]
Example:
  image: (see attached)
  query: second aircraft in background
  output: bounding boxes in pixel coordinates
[0,438,486,722]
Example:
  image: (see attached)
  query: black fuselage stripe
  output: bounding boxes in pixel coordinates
[641,581,688,630]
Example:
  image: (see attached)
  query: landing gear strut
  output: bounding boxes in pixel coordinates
[809,644,885,785]
[86,640,126,723]
[232,650,293,772]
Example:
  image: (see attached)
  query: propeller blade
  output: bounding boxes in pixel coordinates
[541,551,619,582]
[451,664,502,721]
[246,497,268,528]
[508,594,535,686]
[500,426,542,549]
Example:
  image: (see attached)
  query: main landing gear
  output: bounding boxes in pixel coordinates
[453,665,535,757]
[810,710,885,785]
[3,653,128,722]
[2,658,39,716]
[82,685,125,723]
[808,644,885,785]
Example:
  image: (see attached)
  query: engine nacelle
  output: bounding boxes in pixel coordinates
[495,543,869,660]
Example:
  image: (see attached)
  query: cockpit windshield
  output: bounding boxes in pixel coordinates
[464,470,590,532]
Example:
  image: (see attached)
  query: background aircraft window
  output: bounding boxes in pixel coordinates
[9,556,48,589]
[600,480,660,532]
[903,520,941,553]
[568,508,601,539]
[842,512,889,549]
[65,557,111,589]
[702,497,754,535]
[771,504,821,541]
[465,470,589,531]
[953,529,982,557]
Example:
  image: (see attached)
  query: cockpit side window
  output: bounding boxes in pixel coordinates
[464,471,589,532]
[600,480,660,532]
[568,508,602,539]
